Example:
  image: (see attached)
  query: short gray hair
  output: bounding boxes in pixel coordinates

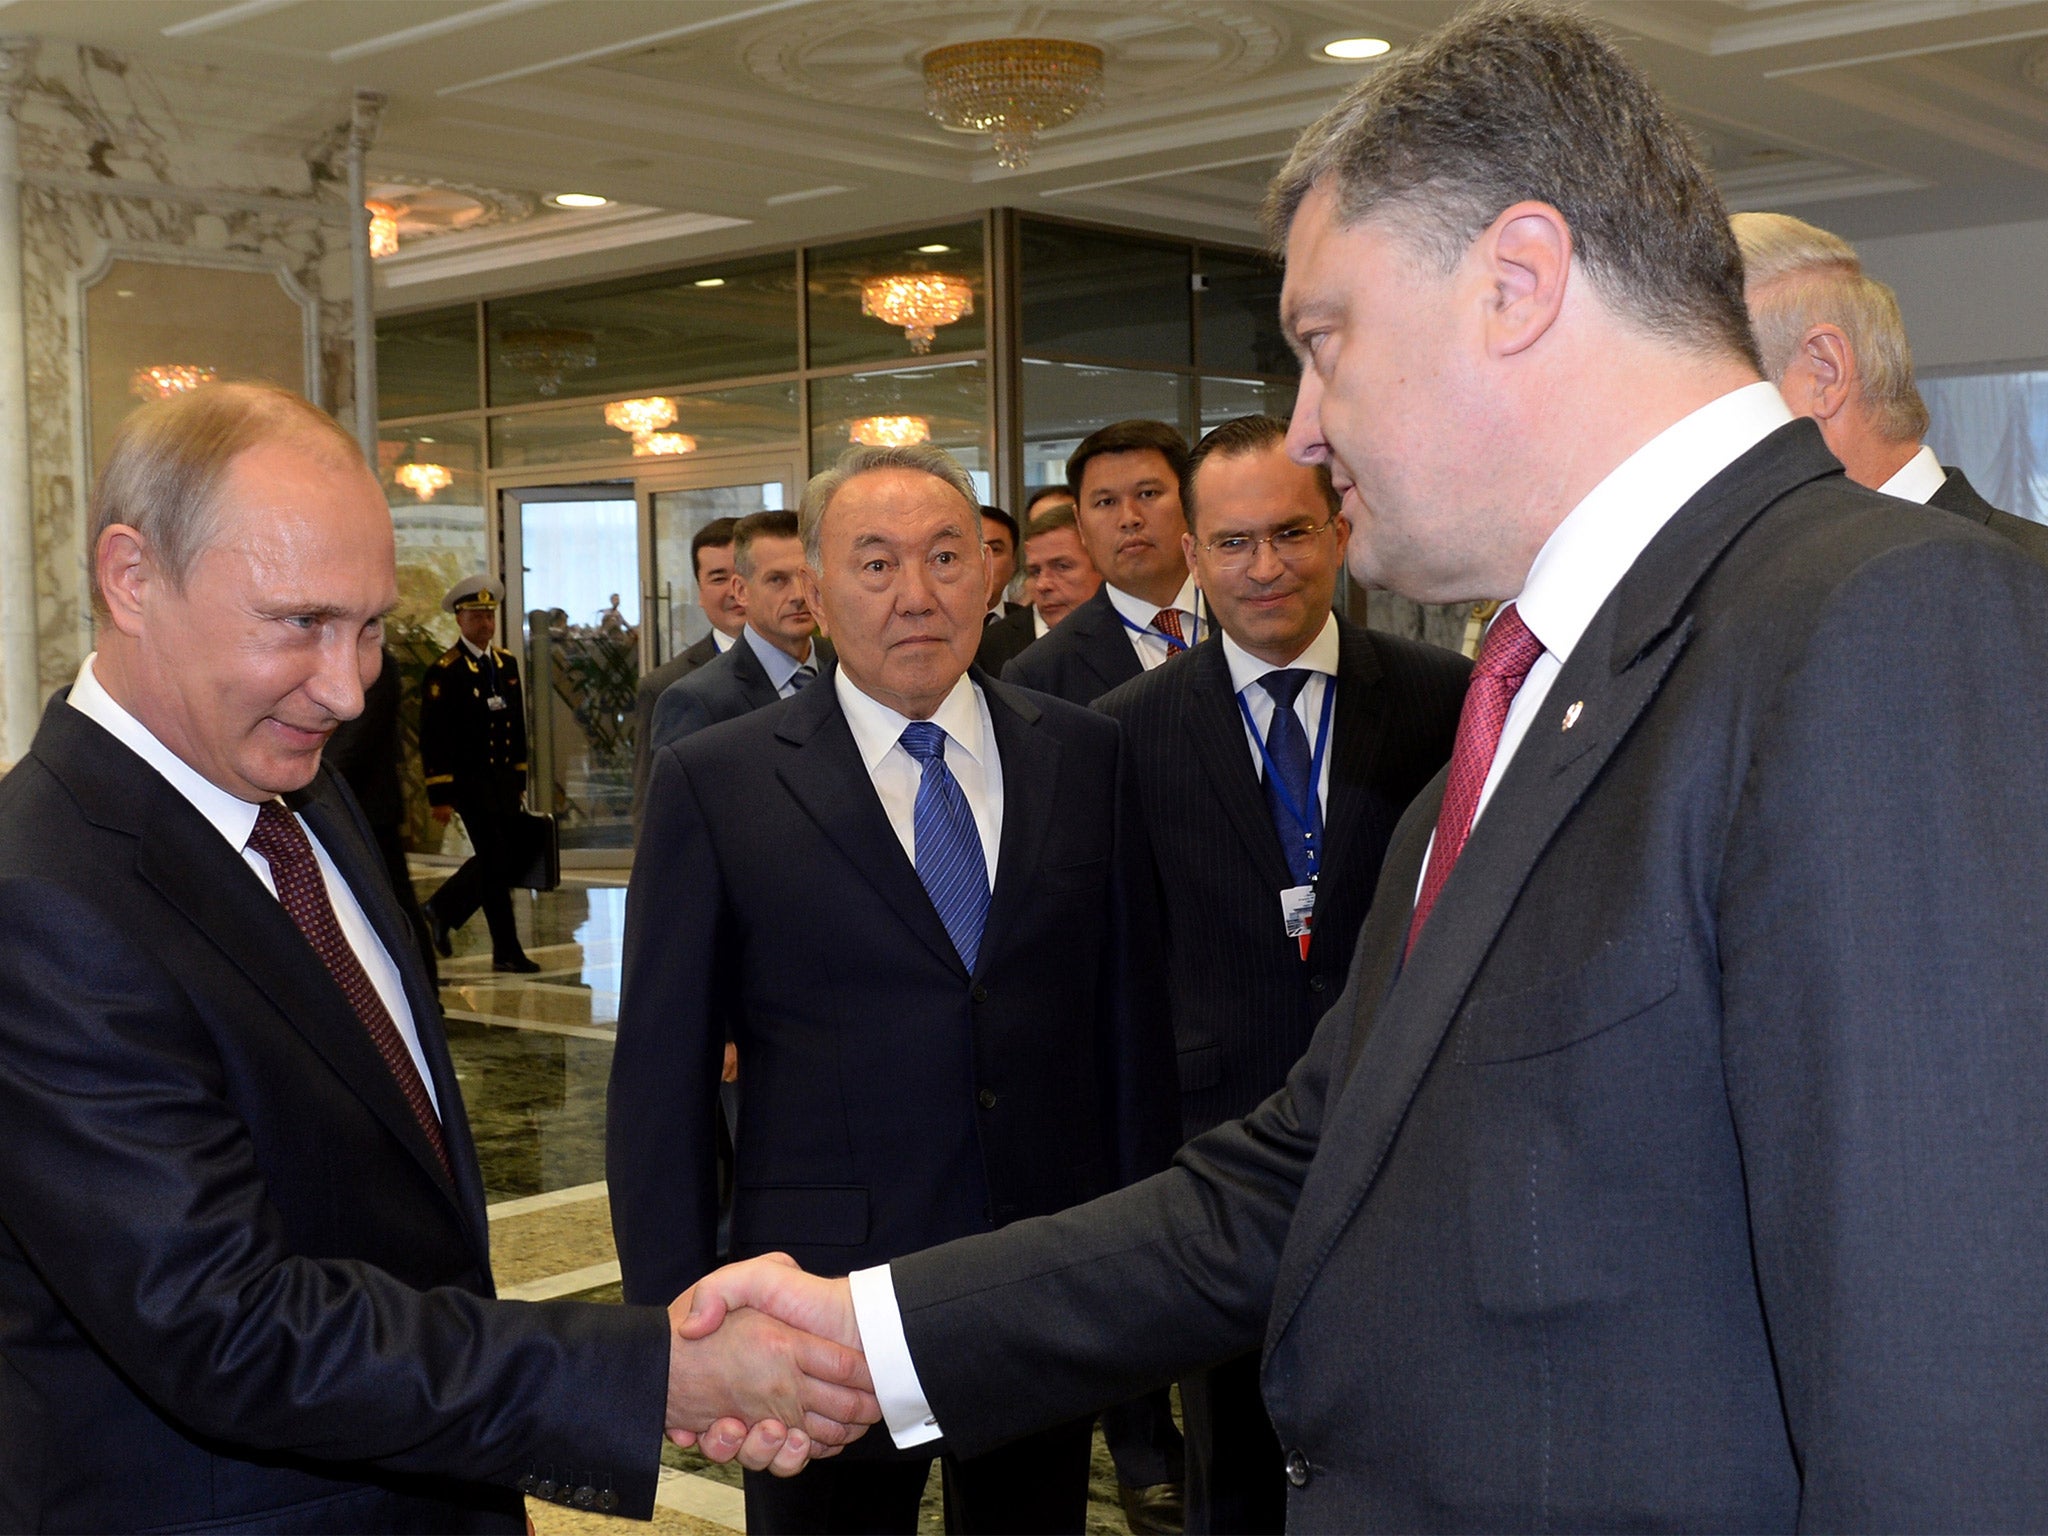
[1262,1,1757,368]
[798,442,980,565]
[1731,211,1929,444]
[89,381,364,613]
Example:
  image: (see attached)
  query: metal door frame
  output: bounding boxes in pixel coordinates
[632,450,805,672]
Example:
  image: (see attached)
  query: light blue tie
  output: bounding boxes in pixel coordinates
[900,720,989,972]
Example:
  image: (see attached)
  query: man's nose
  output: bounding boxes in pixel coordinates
[1286,374,1328,465]
[1245,535,1287,583]
[309,636,368,722]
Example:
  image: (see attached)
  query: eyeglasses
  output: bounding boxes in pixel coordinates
[1196,515,1340,571]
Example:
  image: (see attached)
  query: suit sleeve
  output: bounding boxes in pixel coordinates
[0,878,670,1515]
[417,662,458,809]
[607,742,729,1304]
[503,654,529,801]
[1716,534,2048,1530]
[886,912,1377,1460]
[1097,720,1179,1185]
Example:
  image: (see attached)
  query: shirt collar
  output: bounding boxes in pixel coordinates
[835,667,987,776]
[742,622,813,689]
[1222,612,1340,695]
[1877,442,1947,504]
[1513,380,1792,668]
[66,653,263,851]
[710,627,737,653]
[1104,576,1199,633]
[460,636,487,660]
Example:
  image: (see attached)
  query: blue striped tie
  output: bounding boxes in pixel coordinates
[900,721,989,972]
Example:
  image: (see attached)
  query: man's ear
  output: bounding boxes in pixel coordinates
[1479,201,1573,359]
[95,524,153,639]
[1796,325,1855,421]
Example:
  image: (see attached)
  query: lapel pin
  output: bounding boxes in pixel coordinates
[1561,700,1584,731]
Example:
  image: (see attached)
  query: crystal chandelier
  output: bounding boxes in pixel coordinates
[633,432,699,456]
[130,364,217,400]
[393,462,453,500]
[849,415,931,448]
[604,397,678,436]
[860,274,975,354]
[922,38,1105,169]
[366,199,400,259]
[497,327,597,396]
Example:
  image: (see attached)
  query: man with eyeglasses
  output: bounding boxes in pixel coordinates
[1091,414,1469,1534]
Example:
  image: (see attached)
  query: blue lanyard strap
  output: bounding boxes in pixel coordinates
[1118,608,1199,653]
[1236,676,1337,878]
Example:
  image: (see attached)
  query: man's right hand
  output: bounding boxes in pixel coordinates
[431,805,453,826]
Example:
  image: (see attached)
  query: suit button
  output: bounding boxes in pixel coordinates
[598,1490,620,1513]
[1285,1450,1310,1488]
[573,1485,597,1509]
[977,1088,997,1109]
[534,1478,557,1501]
[971,984,989,1003]
[1309,974,1326,994]
[515,1474,537,1495]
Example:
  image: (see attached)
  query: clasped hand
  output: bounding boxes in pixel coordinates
[666,1254,870,1476]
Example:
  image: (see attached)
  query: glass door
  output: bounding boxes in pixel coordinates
[638,454,805,669]
[500,482,640,854]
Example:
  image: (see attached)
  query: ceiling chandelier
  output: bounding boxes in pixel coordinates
[849,414,931,448]
[130,364,217,401]
[860,274,974,354]
[497,327,597,396]
[604,396,677,436]
[922,37,1105,169]
[393,462,453,500]
[633,432,699,456]
[365,199,400,259]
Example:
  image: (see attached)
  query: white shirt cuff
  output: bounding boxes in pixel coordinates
[847,1264,943,1448]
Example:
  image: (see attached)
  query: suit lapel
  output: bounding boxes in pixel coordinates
[975,675,1056,976]
[1184,642,1295,891]
[772,682,968,978]
[1071,589,1142,698]
[729,633,783,711]
[1316,618,1388,884]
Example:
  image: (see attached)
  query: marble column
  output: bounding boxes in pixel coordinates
[0,38,35,765]
[346,90,384,463]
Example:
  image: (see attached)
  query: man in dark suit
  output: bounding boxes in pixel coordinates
[633,516,746,824]
[649,511,829,753]
[980,504,1023,620]
[611,441,1177,1535]
[975,502,1098,678]
[677,8,2048,1528]
[325,642,436,981]
[1094,415,1467,1533]
[1735,210,2048,568]
[1004,421,1204,706]
[0,384,877,1533]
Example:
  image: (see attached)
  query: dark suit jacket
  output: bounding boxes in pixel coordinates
[1002,585,1158,704]
[632,630,722,819]
[975,604,1037,679]
[885,420,2048,1530]
[1094,620,1468,1140]
[609,670,1178,1440]
[1928,464,2048,569]
[325,645,405,832]
[0,699,667,1533]
[649,631,835,755]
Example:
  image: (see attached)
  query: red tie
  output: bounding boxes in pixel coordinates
[247,802,452,1180]
[1152,608,1188,652]
[1406,604,1546,955]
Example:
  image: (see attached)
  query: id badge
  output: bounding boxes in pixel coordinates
[1280,884,1316,960]
[486,693,508,711]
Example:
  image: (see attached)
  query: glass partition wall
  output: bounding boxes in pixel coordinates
[377,211,1296,854]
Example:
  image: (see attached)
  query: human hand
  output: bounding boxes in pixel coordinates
[431,805,453,826]
[722,1042,739,1084]
[665,1285,876,1477]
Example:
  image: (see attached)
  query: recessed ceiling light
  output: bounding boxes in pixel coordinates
[548,192,609,209]
[917,243,953,253]
[693,277,726,288]
[1320,37,1391,60]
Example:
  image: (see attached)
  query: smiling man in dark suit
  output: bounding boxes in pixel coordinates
[0,384,877,1534]
[611,442,1176,1535]
[675,7,2048,1529]
[633,516,745,824]
[1093,414,1467,1532]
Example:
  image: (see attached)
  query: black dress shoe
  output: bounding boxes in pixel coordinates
[492,953,541,974]
[1118,1482,1184,1536]
[425,904,453,959]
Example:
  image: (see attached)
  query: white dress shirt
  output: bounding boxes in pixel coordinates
[1877,442,1947,504]
[711,627,738,653]
[66,654,439,1113]
[1103,578,1202,670]
[742,624,819,699]
[853,382,1798,1450]
[833,668,1003,884]
[1223,614,1340,818]
[1032,609,1050,640]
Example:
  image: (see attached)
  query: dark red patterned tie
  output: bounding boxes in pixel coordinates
[1406,603,1546,955]
[1152,608,1189,652]
[248,802,451,1180]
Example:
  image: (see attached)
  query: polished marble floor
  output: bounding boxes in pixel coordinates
[419,869,1146,1535]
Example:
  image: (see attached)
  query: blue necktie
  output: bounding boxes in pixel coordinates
[1259,669,1316,886]
[900,721,990,972]
[786,663,816,694]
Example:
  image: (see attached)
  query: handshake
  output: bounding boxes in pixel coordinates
[663,1255,872,1475]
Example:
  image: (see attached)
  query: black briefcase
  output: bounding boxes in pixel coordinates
[511,810,561,892]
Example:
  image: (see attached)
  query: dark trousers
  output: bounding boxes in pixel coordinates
[428,790,528,961]
[742,1418,1092,1536]
[1180,1352,1284,1535]
[1102,1387,1184,1490]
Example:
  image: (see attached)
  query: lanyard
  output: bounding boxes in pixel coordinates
[1236,677,1336,879]
[1118,607,1200,653]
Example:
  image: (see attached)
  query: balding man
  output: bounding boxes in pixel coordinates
[611,442,1176,1536]
[1735,210,2048,568]
[0,384,875,1533]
